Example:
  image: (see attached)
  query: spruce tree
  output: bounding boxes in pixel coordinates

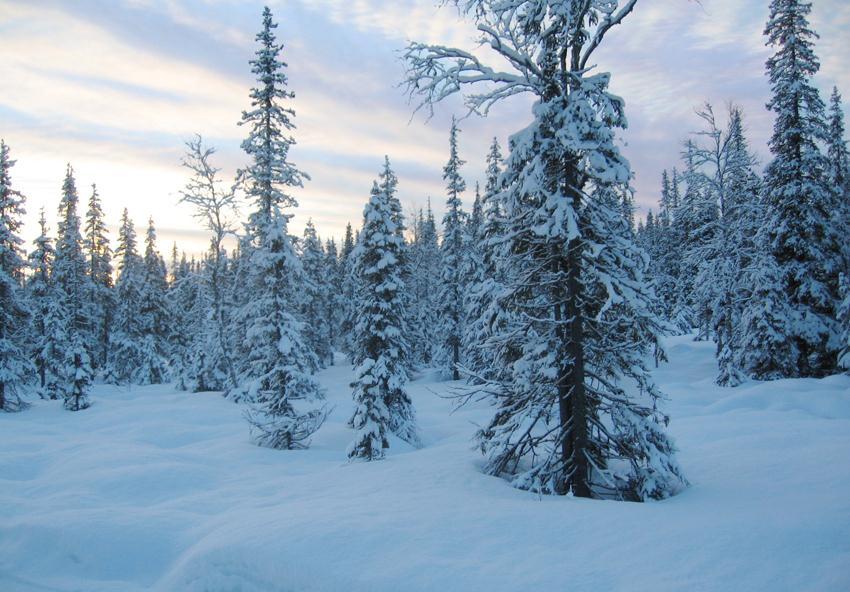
[650,169,682,328]
[436,118,467,380]
[237,6,326,448]
[750,0,840,377]
[135,218,170,385]
[838,273,850,372]
[339,222,358,359]
[83,184,113,372]
[827,87,849,197]
[349,162,417,460]
[671,140,715,335]
[299,220,332,368]
[226,234,254,394]
[713,108,762,386]
[108,209,144,383]
[826,87,850,273]
[0,140,31,412]
[27,208,59,399]
[406,0,686,500]
[463,138,505,379]
[170,250,206,391]
[53,166,92,411]
[406,201,441,368]
[324,237,342,359]
[461,183,484,366]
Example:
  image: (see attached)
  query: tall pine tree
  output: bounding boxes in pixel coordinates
[136,218,170,385]
[237,6,326,448]
[0,140,31,412]
[463,138,505,380]
[826,87,850,274]
[84,184,113,372]
[406,0,686,500]
[746,0,840,378]
[108,208,144,384]
[436,118,467,380]
[27,208,59,399]
[349,161,417,460]
[299,220,333,368]
[53,166,92,411]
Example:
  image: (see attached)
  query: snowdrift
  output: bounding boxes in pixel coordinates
[1,336,849,591]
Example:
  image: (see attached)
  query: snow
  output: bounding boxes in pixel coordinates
[2,337,850,591]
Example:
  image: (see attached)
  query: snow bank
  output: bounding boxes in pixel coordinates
[1,336,849,591]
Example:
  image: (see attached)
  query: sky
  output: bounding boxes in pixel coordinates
[1,0,849,256]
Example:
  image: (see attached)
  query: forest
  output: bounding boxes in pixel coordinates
[1,1,849,590]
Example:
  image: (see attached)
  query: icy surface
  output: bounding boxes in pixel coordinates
[2,337,849,591]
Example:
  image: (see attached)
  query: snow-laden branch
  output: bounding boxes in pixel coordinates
[579,0,638,70]
[402,42,536,117]
[404,1,640,116]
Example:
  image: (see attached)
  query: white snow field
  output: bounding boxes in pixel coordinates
[2,336,850,592]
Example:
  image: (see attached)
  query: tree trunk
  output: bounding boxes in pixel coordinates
[452,339,460,381]
[556,157,591,498]
[564,233,591,498]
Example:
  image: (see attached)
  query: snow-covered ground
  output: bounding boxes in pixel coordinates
[2,336,849,592]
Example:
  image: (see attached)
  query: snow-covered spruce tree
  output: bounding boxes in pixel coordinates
[709,108,763,386]
[179,135,239,391]
[436,118,468,380]
[338,222,358,358]
[671,139,717,337]
[748,0,841,377]
[826,87,850,272]
[167,249,203,391]
[0,140,31,412]
[299,220,333,368]
[324,237,343,358]
[827,87,849,197]
[620,183,636,233]
[465,183,484,287]
[348,165,418,460]
[462,137,506,380]
[684,106,736,344]
[838,273,850,372]
[237,6,326,449]
[83,184,113,372]
[166,246,191,390]
[225,233,254,392]
[405,0,686,500]
[108,208,144,384]
[648,169,682,329]
[53,166,92,411]
[239,207,328,448]
[461,183,484,357]
[134,218,170,385]
[738,239,799,380]
[832,90,850,371]
[406,201,441,368]
[27,208,61,399]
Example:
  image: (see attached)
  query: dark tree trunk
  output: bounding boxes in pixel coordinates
[564,232,591,498]
[452,339,460,381]
[556,159,591,498]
